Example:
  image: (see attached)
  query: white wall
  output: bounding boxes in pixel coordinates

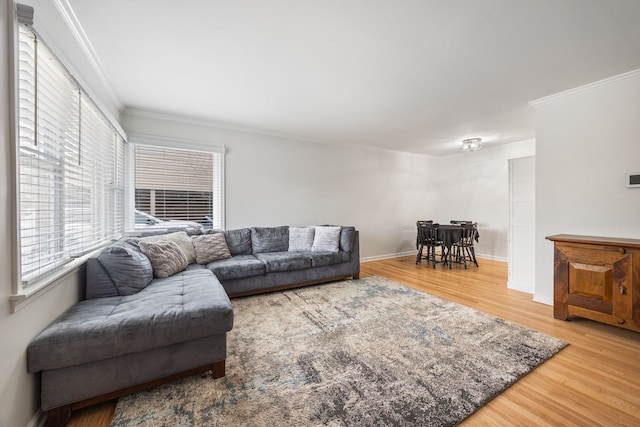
[6,1,625,424]
[533,70,640,305]
[0,2,117,426]
[434,140,535,261]
[123,109,439,260]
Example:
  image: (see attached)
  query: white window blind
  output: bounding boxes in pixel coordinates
[133,144,224,230]
[17,24,125,285]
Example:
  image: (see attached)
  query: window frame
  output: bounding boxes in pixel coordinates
[126,134,226,234]
[9,10,127,312]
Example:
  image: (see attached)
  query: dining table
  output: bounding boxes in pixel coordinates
[415,222,480,266]
[437,224,480,266]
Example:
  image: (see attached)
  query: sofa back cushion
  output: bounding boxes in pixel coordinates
[340,226,357,252]
[223,228,252,255]
[97,244,153,296]
[251,226,289,254]
[139,240,188,278]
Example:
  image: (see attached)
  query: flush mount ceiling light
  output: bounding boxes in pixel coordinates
[462,138,483,151]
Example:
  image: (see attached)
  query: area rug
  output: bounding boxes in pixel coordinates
[111,276,566,426]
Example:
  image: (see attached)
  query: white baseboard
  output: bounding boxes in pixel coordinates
[361,252,507,264]
[26,410,45,427]
[532,294,553,306]
[361,251,416,263]
[475,253,508,263]
[507,280,535,294]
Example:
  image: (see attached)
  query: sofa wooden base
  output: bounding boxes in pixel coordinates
[227,274,360,298]
[45,360,225,427]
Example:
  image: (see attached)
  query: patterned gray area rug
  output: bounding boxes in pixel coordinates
[111,276,566,426]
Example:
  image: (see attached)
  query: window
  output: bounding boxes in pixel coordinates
[131,141,224,231]
[15,23,125,289]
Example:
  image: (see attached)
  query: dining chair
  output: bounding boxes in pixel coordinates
[452,223,479,268]
[416,222,445,268]
[415,220,434,249]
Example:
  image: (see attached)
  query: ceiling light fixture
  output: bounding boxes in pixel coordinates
[462,138,482,151]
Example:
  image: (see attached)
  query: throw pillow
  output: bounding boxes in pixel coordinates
[97,244,153,295]
[138,240,188,278]
[192,233,232,264]
[251,226,289,254]
[140,231,196,264]
[288,227,315,251]
[312,226,342,252]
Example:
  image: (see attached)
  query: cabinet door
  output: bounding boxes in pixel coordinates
[556,243,633,320]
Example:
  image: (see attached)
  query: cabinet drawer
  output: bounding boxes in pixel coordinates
[556,242,633,320]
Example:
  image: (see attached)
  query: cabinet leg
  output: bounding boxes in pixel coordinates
[553,304,569,320]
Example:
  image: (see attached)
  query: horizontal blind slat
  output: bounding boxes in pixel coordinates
[134,145,221,228]
[17,24,126,286]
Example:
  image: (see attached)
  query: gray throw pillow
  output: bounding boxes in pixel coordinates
[288,227,315,251]
[192,233,232,264]
[139,240,188,278]
[97,244,153,295]
[312,226,342,252]
[251,226,289,254]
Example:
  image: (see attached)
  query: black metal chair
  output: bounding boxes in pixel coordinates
[416,222,445,268]
[452,223,479,268]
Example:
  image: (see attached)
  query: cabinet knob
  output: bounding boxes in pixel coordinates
[619,247,626,254]
[619,284,627,295]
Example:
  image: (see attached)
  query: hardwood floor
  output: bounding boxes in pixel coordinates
[68,256,640,426]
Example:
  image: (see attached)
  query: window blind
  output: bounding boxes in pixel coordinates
[134,144,223,230]
[17,24,125,285]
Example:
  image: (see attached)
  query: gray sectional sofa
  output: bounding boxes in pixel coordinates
[27,225,359,426]
[193,225,360,296]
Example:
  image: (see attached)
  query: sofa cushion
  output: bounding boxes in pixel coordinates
[312,226,342,252]
[339,226,357,252]
[251,226,289,254]
[207,255,266,280]
[97,244,153,296]
[139,240,188,278]
[301,251,351,267]
[255,252,312,273]
[27,270,233,372]
[186,263,207,270]
[223,228,252,255]
[288,227,315,252]
[140,231,196,264]
[192,233,232,264]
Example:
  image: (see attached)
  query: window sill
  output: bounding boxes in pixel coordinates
[9,247,105,313]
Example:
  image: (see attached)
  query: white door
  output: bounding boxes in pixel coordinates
[508,156,536,294]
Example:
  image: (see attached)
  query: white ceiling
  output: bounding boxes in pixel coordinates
[66,0,640,156]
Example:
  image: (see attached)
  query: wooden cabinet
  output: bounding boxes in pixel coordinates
[546,234,640,333]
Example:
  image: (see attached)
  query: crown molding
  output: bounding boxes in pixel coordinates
[52,0,122,112]
[123,106,289,138]
[122,107,433,158]
[123,106,340,146]
[529,68,640,106]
